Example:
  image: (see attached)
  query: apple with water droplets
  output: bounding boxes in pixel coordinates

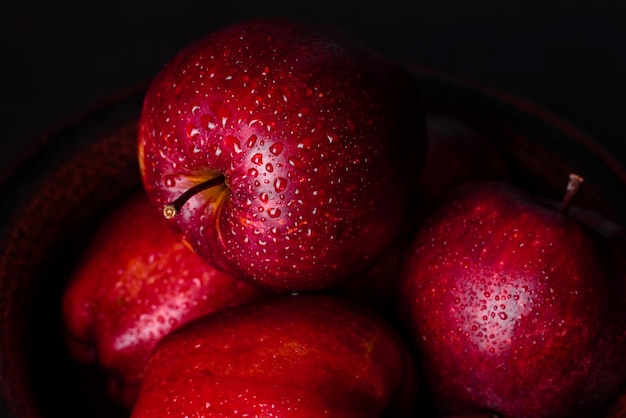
[138,18,426,291]
[62,192,271,408]
[399,175,626,417]
[130,294,419,417]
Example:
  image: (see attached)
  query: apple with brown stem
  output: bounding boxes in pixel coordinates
[138,18,426,292]
[399,174,626,417]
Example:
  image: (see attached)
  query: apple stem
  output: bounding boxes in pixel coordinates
[162,173,226,219]
[560,173,584,214]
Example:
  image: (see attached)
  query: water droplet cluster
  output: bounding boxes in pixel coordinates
[399,182,621,417]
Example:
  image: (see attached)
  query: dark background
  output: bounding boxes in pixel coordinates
[2,0,626,173]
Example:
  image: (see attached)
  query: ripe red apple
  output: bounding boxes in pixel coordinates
[62,191,271,408]
[398,175,626,417]
[131,294,419,417]
[138,18,426,291]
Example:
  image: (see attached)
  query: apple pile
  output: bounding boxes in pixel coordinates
[61,17,626,418]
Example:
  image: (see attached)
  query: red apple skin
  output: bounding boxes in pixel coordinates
[398,181,626,417]
[138,18,426,292]
[131,294,419,418]
[62,192,271,408]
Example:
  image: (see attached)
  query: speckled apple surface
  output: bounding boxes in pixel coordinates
[1,68,626,417]
[137,19,426,292]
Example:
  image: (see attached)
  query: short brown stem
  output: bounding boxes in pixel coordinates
[560,173,584,214]
[162,173,226,219]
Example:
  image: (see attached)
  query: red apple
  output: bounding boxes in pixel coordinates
[62,191,271,408]
[130,294,418,417]
[138,18,426,291]
[398,175,626,417]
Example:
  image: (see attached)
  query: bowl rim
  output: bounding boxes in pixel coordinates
[407,63,626,187]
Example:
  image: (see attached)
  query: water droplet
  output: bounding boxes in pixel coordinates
[251,153,263,165]
[274,177,288,193]
[265,163,274,172]
[297,138,313,150]
[224,135,242,153]
[201,114,217,130]
[484,291,491,298]
[268,207,281,218]
[248,168,258,178]
[209,101,230,128]
[186,123,200,139]
[454,297,461,304]
[269,142,283,156]
[259,192,269,204]
[247,134,257,148]
[163,174,177,188]
[327,132,339,144]
[482,315,488,321]
[498,312,508,320]
[288,157,303,169]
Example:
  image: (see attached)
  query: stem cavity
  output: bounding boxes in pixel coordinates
[162,173,226,219]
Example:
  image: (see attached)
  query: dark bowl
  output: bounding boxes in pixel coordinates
[1,66,625,418]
